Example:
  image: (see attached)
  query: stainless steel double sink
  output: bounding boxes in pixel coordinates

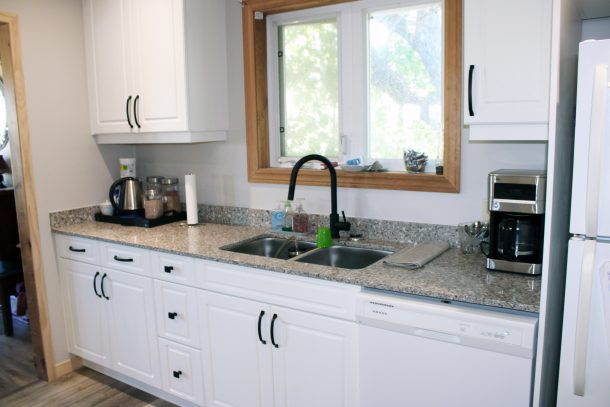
[221,236,392,269]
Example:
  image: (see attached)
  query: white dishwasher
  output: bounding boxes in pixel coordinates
[357,290,538,407]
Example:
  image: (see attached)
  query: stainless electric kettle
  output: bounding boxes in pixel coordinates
[109,177,144,214]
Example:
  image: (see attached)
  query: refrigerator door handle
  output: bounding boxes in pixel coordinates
[573,240,597,396]
[584,64,608,238]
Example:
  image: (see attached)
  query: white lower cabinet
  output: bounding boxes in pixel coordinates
[59,257,160,388]
[60,258,110,367]
[104,268,160,387]
[158,338,204,405]
[198,290,358,407]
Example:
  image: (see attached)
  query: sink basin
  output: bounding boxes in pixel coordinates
[222,236,317,260]
[295,245,393,269]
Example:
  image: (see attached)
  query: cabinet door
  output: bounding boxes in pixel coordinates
[104,268,160,387]
[271,306,358,407]
[130,0,188,132]
[463,0,551,129]
[59,259,110,367]
[83,0,135,134]
[158,338,204,405]
[198,290,274,407]
[154,280,200,348]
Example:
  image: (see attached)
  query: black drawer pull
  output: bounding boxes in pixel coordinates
[113,255,134,262]
[164,265,174,273]
[270,313,279,348]
[69,246,86,253]
[100,273,110,300]
[257,310,266,345]
[468,64,475,117]
[93,271,102,298]
[173,370,182,379]
[168,312,178,320]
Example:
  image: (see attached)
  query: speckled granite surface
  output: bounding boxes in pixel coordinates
[51,204,460,246]
[51,220,541,313]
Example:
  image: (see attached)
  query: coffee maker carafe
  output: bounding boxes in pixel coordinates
[486,170,546,275]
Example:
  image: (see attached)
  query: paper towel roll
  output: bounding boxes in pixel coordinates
[185,173,199,225]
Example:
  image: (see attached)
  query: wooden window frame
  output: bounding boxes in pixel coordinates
[242,0,462,192]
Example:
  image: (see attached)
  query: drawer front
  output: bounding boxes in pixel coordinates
[55,234,100,264]
[158,338,204,405]
[197,260,360,321]
[100,243,151,276]
[151,251,196,285]
[154,280,200,347]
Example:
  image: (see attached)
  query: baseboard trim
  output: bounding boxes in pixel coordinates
[54,356,82,378]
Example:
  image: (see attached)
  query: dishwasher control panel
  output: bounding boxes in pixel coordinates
[356,292,538,358]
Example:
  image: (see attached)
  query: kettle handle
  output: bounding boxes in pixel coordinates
[109,177,134,210]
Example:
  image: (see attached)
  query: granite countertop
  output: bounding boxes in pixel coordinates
[52,221,541,313]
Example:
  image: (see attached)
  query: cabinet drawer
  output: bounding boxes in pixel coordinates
[154,280,200,348]
[55,235,100,264]
[197,260,359,321]
[151,251,196,285]
[100,243,151,276]
[158,338,204,406]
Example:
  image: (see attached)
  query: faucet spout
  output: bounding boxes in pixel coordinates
[287,154,349,238]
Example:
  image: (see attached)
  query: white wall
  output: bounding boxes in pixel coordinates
[581,17,610,40]
[0,0,132,364]
[137,1,547,227]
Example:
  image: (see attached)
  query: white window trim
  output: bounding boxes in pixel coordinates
[266,0,444,171]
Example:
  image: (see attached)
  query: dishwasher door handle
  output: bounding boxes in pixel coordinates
[414,329,461,344]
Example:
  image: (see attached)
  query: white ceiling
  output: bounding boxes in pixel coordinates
[578,0,610,19]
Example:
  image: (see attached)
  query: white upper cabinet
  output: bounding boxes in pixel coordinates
[463,0,552,141]
[83,0,229,144]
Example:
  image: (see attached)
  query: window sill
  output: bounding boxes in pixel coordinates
[248,167,459,192]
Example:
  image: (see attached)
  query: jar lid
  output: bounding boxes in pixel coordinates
[161,177,179,185]
[146,176,164,183]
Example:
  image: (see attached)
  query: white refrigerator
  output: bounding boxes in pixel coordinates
[558,39,610,406]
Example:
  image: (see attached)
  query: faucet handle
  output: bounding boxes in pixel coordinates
[336,211,351,233]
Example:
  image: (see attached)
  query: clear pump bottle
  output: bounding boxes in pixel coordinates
[282,200,294,232]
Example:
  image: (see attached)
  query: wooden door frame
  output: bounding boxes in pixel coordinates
[0,12,54,380]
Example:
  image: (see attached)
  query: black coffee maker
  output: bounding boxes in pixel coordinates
[486,170,546,275]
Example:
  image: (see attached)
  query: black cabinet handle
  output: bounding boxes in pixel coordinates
[93,271,102,298]
[164,266,174,273]
[257,310,266,345]
[113,255,134,262]
[134,95,141,128]
[270,313,279,348]
[69,246,86,253]
[168,312,178,320]
[173,370,182,379]
[126,96,133,128]
[100,273,109,300]
[468,65,475,117]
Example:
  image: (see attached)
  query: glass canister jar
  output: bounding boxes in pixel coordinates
[143,188,164,219]
[146,175,164,192]
[161,177,181,214]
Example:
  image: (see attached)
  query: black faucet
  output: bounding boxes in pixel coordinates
[287,154,351,238]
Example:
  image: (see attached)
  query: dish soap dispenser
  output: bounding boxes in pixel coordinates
[282,200,294,232]
[271,201,285,230]
[292,199,309,233]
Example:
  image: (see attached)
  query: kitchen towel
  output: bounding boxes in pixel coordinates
[185,173,199,225]
[383,241,450,270]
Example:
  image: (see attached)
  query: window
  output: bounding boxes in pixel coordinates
[243,0,461,192]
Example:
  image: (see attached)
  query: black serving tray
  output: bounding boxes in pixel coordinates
[95,211,186,228]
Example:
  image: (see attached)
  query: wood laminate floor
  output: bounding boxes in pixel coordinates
[0,315,38,397]
[0,367,177,407]
[1,316,175,406]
